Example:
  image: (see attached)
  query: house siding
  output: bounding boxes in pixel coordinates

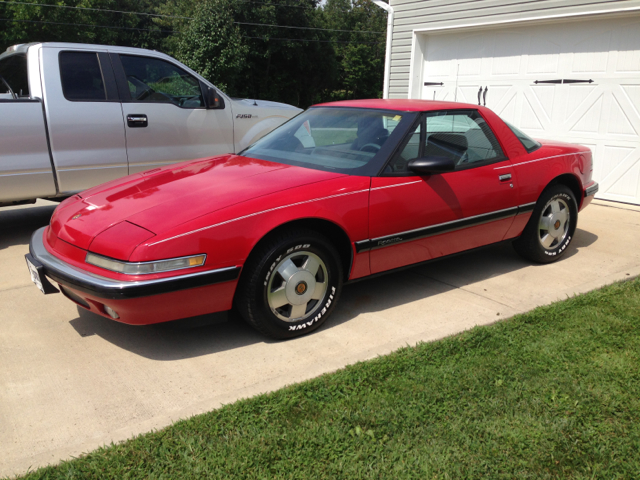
[387,0,640,98]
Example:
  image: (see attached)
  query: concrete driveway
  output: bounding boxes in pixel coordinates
[1,199,639,477]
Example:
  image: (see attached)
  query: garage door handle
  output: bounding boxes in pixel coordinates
[127,114,148,128]
[499,173,512,181]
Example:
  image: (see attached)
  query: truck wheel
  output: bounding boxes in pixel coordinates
[235,228,343,339]
[513,185,578,264]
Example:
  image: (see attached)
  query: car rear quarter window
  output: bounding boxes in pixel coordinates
[505,121,541,153]
[59,51,106,101]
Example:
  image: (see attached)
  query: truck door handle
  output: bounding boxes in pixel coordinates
[499,173,512,181]
[127,114,148,128]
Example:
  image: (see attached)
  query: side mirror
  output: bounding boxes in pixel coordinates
[204,85,225,109]
[407,156,456,175]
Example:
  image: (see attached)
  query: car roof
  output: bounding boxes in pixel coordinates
[312,99,483,112]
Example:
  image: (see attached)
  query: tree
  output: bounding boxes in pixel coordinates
[175,0,248,92]
[322,0,386,100]
[0,0,168,53]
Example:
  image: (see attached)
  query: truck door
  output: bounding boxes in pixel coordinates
[41,47,128,194]
[112,53,235,174]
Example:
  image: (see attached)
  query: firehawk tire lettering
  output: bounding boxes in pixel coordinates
[513,186,577,264]
[236,230,342,339]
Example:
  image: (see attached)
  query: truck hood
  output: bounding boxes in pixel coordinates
[229,97,301,111]
[51,155,342,256]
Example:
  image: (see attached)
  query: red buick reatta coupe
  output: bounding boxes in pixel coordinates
[26,99,598,339]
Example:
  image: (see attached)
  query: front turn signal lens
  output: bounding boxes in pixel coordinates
[86,253,206,275]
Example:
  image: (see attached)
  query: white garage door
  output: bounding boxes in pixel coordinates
[419,15,640,205]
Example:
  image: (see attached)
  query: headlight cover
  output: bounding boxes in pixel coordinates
[86,253,206,275]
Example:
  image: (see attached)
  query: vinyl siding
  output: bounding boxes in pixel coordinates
[387,0,640,98]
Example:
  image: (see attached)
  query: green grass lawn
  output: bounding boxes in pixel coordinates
[15,278,640,479]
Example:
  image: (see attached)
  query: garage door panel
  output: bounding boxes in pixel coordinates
[527,85,555,125]
[495,89,518,121]
[600,147,640,201]
[614,25,640,72]
[525,37,561,75]
[569,30,612,74]
[568,93,604,135]
[520,92,548,131]
[607,94,638,137]
[564,84,598,116]
[491,31,526,75]
[621,85,640,117]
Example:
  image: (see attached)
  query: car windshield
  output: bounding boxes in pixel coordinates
[241,107,405,174]
[505,121,541,153]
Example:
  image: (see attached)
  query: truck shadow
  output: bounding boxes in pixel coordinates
[0,203,57,251]
[67,227,598,360]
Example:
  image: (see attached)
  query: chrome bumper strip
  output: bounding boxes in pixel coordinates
[585,182,599,197]
[27,227,241,300]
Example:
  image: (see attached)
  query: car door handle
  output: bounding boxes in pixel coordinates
[127,114,148,128]
[499,173,512,181]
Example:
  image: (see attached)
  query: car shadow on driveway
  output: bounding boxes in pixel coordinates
[0,203,57,250]
[65,228,597,360]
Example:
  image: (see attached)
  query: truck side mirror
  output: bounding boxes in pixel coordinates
[204,85,225,110]
[407,156,456,175]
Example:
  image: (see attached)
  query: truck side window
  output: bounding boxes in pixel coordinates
[59,52,107,101]
[119,55,204,108]
[0,54,29,98]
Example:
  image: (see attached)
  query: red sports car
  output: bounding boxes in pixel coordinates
[26,100,598,339]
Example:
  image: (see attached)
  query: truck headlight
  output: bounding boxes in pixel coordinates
[86,253,206,275]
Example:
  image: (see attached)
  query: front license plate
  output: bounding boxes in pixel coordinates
[26,256,45,294]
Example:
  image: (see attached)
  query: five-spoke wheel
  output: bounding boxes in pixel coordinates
[267,251,328,322]
[538,196,570,250]
[235,228,343,339]
[513,185,578,264]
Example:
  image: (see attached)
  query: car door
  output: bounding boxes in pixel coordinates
[112,53,235,174]
[41,47,128,194]
[367,109,519,274]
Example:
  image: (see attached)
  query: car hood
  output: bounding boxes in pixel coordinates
[51,155,343,255]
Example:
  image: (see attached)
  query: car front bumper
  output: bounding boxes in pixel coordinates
[585,182,599,198]
[26,227,241,324]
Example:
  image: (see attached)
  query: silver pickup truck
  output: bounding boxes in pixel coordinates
[0,42,302,207]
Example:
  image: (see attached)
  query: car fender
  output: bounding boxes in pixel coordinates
[132,176,371,273]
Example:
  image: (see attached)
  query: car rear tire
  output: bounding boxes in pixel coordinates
[235,228,343,339]
[513,185,578,264]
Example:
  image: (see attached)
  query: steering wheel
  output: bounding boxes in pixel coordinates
[359,143,381,153]
[0,74,17,99]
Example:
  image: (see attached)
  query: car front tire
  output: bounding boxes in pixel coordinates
[513,185,578,264]
[235,228,343,339]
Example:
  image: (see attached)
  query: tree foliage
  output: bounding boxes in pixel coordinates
[0,0,388,108]
[0,0,169,52]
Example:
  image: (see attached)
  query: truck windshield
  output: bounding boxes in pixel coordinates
[0,54,29,98]
[241,107,405,174]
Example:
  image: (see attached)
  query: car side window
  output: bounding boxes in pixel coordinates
[59,51,106,102]
[425,110,505,167]
[119,55,204,108]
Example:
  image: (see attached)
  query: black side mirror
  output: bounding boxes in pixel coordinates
[407,156,456,175]
[204,85,225,109]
